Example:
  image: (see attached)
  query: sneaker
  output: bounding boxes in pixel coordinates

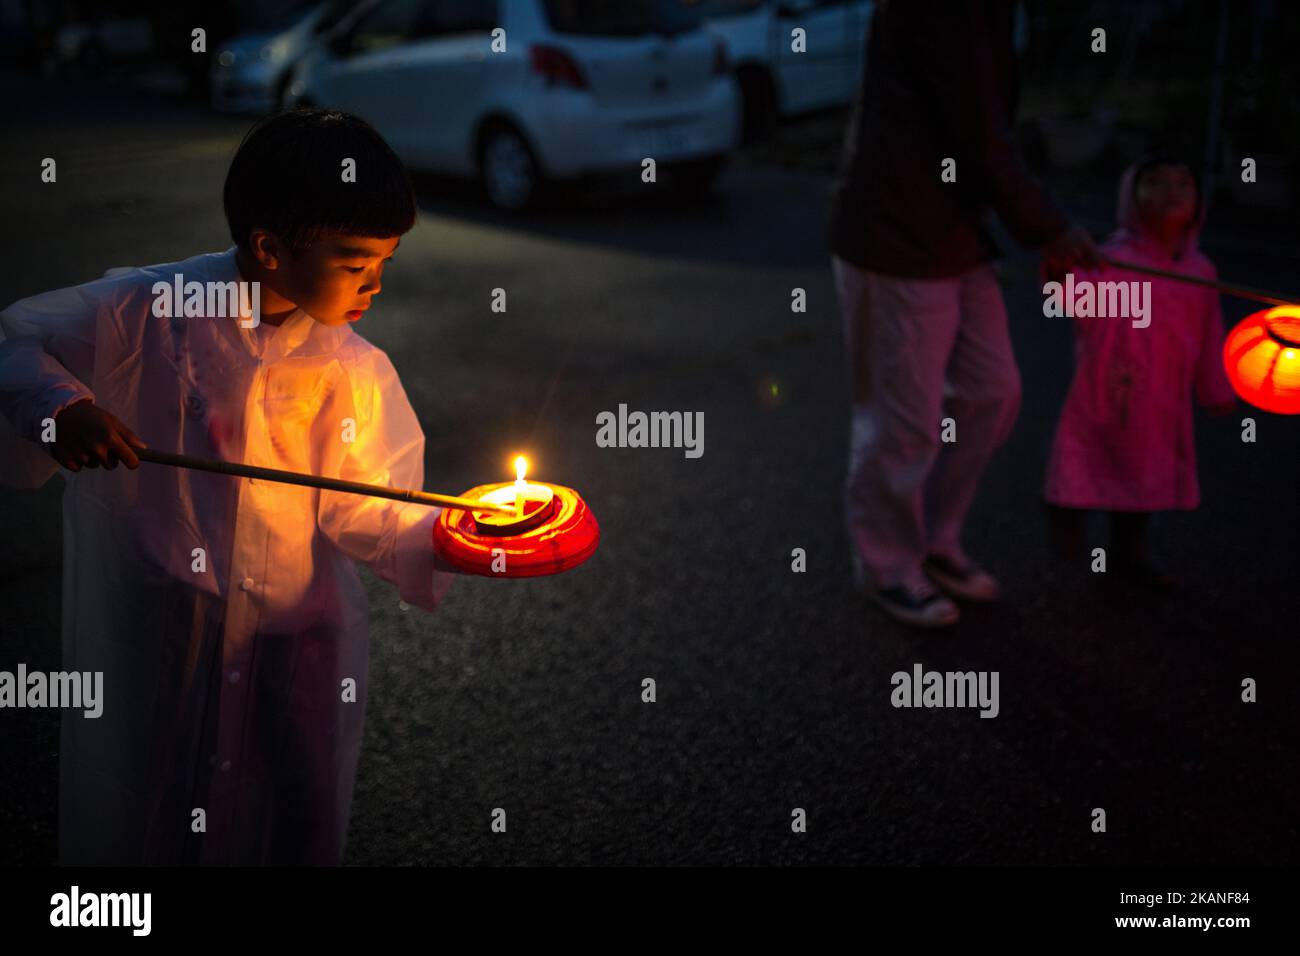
[923,553,1003,602]
[867,581,960,628]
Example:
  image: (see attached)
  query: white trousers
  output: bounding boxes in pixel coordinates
[832,256,1021,590]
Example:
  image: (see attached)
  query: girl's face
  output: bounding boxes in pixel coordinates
[1134,163,1198,238]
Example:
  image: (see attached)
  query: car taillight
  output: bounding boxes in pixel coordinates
[530,44,588,89]
[712,38,729,75]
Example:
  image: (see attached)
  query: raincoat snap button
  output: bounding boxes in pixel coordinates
[229,671,240,684]
[241,577,254,591]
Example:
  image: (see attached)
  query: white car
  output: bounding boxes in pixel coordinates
[691,0,872,142]
[211,1,355,114]
[285,0,741,209]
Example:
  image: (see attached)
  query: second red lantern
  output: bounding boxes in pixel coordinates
[1223,306,1300,415]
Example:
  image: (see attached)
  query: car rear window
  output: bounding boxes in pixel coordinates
[542,0,702,37]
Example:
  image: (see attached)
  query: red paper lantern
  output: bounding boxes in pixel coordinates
[433,481,599,577]
[1223,306,1300,415]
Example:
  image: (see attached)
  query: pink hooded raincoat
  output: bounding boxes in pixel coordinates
[1044,163,1235,511]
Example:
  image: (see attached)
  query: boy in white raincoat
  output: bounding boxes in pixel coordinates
[0,110,457,864]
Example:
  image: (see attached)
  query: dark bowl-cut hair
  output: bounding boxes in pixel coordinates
[224,108,417,256]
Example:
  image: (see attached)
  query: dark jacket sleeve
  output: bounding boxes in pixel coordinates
[930,0,1068,248]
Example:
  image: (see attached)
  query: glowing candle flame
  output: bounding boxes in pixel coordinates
[513,456,528,517]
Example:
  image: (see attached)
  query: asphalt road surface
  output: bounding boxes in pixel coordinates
[1,69,1297,866]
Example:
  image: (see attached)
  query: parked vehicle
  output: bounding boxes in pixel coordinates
[690,0,872,143]
[53,15,153,74]
[211,1,356,114]
[285,0,741,210]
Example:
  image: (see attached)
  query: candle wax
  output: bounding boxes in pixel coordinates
[476,482,555,515]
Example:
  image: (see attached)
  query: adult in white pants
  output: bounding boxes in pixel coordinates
[827,1,1099,626]
[833,259,1020,626]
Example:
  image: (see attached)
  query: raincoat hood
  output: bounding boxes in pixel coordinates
[1107,159,1206,262]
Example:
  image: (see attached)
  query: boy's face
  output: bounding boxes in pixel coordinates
[1134,163,1198,236]
[260,234,401,327]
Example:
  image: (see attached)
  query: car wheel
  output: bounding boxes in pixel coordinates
[666,155,728,198]
[275,73,296,113]
[479,123,546,211]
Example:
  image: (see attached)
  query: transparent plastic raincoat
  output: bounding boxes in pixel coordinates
[0,248,455,864]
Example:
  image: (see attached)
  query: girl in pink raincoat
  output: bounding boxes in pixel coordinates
[1044,155,1237,586]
